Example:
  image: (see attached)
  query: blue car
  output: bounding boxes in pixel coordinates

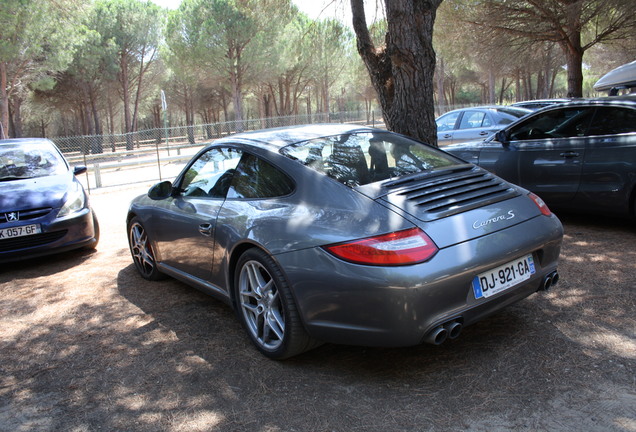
[0,138,99,263]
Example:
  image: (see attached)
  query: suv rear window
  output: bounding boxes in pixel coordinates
[280,131,458,187]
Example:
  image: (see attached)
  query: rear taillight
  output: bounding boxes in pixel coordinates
[529,192,552,216]
[323,228,438,266]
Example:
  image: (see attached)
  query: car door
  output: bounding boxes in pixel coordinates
[211,152,296,286]
[436,111,461,146]
[151,147,243,282]
[451,110,495,144]
[576,106,636,212]
[479,106,594,203]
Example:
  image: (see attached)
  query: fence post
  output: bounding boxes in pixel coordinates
[83,153,91,194]
[155,140,162,181]
[94,163,102,188]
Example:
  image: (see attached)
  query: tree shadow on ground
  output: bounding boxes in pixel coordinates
[1,216,634,432]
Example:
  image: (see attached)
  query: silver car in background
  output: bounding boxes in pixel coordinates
[436,106,531,146]
[126,124,563,359]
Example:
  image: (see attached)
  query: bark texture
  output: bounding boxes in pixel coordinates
[351,0,442,146]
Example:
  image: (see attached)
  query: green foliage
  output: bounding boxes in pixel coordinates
[5,0,634,139]
[0,0,86,136]
[0,0,81,67]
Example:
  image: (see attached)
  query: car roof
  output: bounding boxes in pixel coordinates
[212,123,381,150]
[511,99,571,105]
[540,95,636,108]
[440,105,531,115]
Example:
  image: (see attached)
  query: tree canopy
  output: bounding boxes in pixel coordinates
[466,0,636,97]
[1,0,634,145]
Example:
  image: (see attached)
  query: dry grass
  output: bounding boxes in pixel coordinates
[1,185,635,431]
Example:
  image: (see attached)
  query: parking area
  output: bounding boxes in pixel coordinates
[1,185,635,431]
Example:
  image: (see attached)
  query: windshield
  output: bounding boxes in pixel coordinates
[0,142,68,181]
[280,131,458,187]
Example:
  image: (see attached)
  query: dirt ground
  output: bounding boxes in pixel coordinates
[1,184,635,432]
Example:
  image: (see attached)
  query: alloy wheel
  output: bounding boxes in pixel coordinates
[129,221,157,279]
[238,259,285,350]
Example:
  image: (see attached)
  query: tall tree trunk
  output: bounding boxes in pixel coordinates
[563,41,584,98]
[488,69,496,104]
[10,96,23,138]
[351,0,441,146]
[0,62,9,138]
[120,53,133,150]
[132,45,154,133]
[322,77,330,118]
[90,87,103,154]
[229,48,244,132]
[232,77,243,132]
[562,1,584,98]
[498,77,507,103]
[436,56,446,110]
[107,94,116,152]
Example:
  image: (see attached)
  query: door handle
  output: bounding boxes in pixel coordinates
[198,223,213,237]
[443,134,452,138]
[479,131,490,136]
[559,151,579,158]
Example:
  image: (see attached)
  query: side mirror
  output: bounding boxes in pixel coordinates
[73,165,87,175]
[148,181,174,200]
[495,129,509,147]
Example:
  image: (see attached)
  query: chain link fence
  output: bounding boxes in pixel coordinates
[53,111,384,192]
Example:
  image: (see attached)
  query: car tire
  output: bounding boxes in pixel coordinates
[87,212,100,249]
[234,248,321,359]
[127,216,165,281]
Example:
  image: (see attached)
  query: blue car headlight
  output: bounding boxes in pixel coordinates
[57,186,86,218]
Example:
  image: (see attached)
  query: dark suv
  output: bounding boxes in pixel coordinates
[445,95,636,218]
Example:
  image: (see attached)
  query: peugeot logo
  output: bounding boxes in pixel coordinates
[6,212,19,222]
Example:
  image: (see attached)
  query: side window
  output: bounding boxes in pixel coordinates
[228,153,294,199]
[459,111,486,129]
[436,111,461,132]
[180,147,242,198]
[587,107,636,136]
[508,107,593,141]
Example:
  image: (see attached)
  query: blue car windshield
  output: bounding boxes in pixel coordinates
[0,143,68,181]
[281,131,458,187]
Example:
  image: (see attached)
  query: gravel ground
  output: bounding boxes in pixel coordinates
[1,184,635,432]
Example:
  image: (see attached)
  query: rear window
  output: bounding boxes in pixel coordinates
[280,131,458,187]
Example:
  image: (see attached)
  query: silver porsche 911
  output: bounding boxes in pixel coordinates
[126,124,563,359]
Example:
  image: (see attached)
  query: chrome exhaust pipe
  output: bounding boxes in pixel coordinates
[425,326,448,345]
[540,271,559,291]
[550,271,559,286]
[542,274,553,291]
[445,321,463,340]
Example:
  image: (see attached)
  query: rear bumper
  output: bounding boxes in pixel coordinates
[275,214,563,347]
